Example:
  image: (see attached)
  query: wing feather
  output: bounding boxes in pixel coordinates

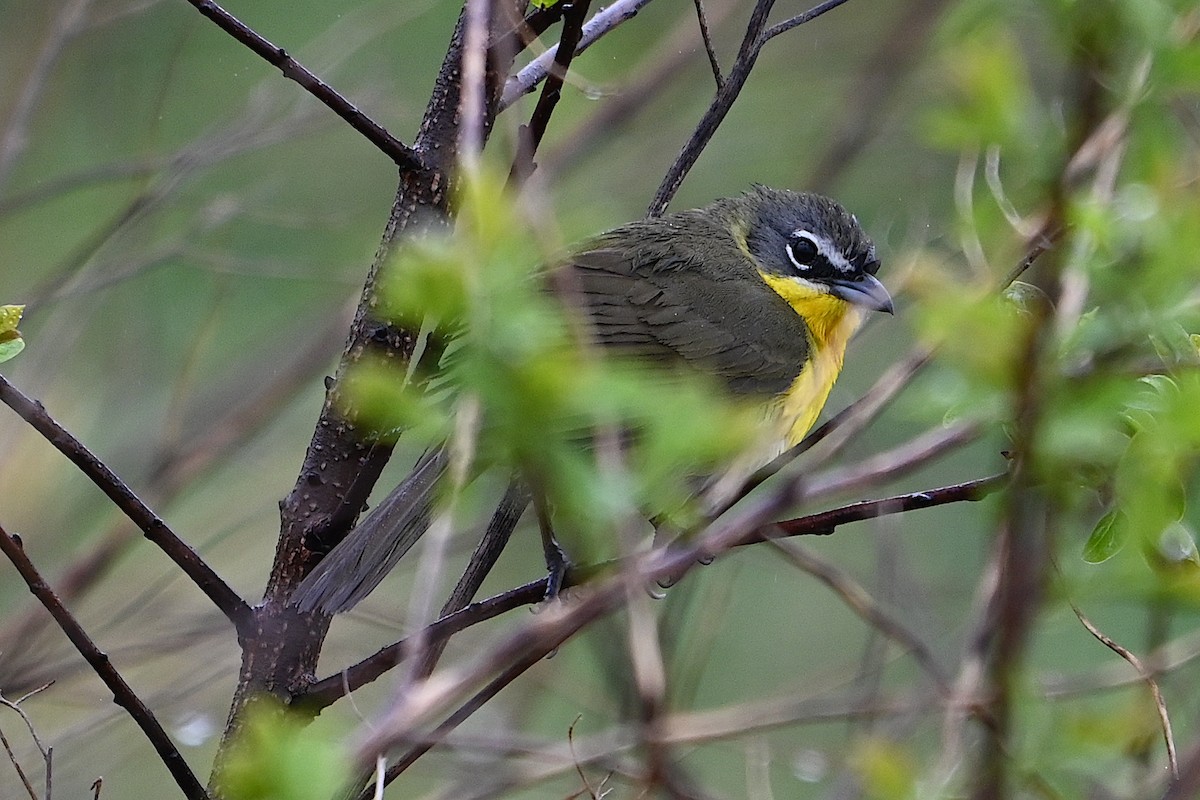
[565,240,810,397]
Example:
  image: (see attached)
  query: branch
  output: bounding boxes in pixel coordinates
[363,641,558,797]
[691,0,724,88]
[538,0,741,180]
[499,0,659,111]
[0,685,51,800]
[302,576,548,710]
[1069,602,1178,779]
[0,523,208,800]
[0,0,94,195]
[0,375,252,634]
[492,3,567,57]
[181,0,424,172]
[761,0,851,41]
[647,0,852,216]
[768,472,1007,538]
[508,0,592,184]
[0,306,345,667]
[349,453,997,775]
[303,472,1005,708]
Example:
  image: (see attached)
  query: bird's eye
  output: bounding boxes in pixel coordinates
[786,233,820,271]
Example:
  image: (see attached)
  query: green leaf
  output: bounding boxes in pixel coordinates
[1002,280,1053,318]
[1083,509,1127,564]
[1154,520,1200,571]
[220,699,349,800]
[0,304,25,363]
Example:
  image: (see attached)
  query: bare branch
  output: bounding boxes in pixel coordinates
[499,0,659,111]
[0,523,208,800]
[179,0,423,171]
[0,375,252,633]
[691,0,724,88]
[304,472,1005,709]
[509,0,593,184]
[761,0,851,41]
[538,0,741,180]
[0,683,52,800]
[767,539,949,689]
[648,0,854,216]
[0,0,95,195]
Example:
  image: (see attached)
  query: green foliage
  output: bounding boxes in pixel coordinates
[350,171,760,555]
[0,304,24,363]
[850,737,917,800]
[904,0,1200,789]
[220,699,349,800]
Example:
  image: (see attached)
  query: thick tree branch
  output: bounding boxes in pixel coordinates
[211,7,531,789]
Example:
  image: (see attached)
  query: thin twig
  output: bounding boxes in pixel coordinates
[691,0,724,87]
[509,0,592,184]
[539,0,741,179]
[768,471,1006,539]
[1069,602,1178,779]
[0,0,95,195]
[361,641,561,798]
[181,0,423,170]
[0,683,52,800]
[0,523,208,800]
[499,0,659,110]
[304,473,1005,707]
[761,0,851,41]
[0,375,252,634]
[648,0,853,215]
[303,578,548,709]
[0,716,38,800]
[767,539,949,690]
[646,0,775,216]
[805,421,980,499]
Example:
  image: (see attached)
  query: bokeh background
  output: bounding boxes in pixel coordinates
[2,0,1198,797]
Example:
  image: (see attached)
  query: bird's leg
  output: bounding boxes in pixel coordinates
[533,491,571,600]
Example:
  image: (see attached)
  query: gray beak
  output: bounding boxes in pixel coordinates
[827,273,894,314]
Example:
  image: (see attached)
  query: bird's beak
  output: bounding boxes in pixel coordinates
[827,273,894,314]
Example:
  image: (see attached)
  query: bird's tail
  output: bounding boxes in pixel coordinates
[291,447,449,613]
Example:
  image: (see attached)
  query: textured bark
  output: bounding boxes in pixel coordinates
[209,3,527,794]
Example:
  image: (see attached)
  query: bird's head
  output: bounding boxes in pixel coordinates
[736,186,893,318]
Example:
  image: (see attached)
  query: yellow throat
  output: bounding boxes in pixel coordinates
[758,271,865,447]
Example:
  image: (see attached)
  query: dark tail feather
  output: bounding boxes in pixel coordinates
[292,447,449,613]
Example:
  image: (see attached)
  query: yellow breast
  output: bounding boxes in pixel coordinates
[758,272,865,447]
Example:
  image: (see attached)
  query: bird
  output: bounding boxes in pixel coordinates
[292,185,892,614]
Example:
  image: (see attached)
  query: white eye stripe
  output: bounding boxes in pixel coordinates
[789,229,854,273]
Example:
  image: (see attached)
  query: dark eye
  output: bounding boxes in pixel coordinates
[786,233,819,270]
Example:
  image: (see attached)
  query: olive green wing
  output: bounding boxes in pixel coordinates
[566,244,811,397]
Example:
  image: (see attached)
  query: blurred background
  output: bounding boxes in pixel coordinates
[1,0,1198,797]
